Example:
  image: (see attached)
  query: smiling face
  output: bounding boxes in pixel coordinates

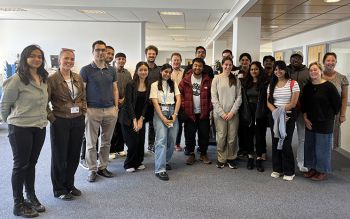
[274,66,286,79]
[309,64,322,81]
[171,55,181,70]
[161,68,172,80]
[323,54,337,72]
[115,57,126,68]
[137,64,149,80]
[105,48,115,64]
[222,59,233,73]
[240,56,250,69]
[250,63,260,79]
[146,49,157,63]
[192,61,203,76]
[27,49,43,70]
[59,50,75,71]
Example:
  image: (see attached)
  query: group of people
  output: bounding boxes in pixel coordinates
[0,41,348,218]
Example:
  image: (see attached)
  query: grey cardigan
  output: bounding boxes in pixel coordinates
[1,74,48,128]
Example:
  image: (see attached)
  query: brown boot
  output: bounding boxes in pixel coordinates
[199,154,212,164]
[186,154,195,165]
[303,169,317,178]
[311,172,327,181]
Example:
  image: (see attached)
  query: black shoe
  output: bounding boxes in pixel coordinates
[148,145,155,153]
[227,159,238,169]
[26,194,45,212]
[87,171,97,182]
[166,164,172,170]
[97,168,114,178]
[54,192,74,201]
[256,159,265,172]
[69,187,82,196]
[13,202,39,218]
[247,158,255,170]
[155,172,169,181]
[216,160,225,169]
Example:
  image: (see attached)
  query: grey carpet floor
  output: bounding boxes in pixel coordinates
[0,123,350,219]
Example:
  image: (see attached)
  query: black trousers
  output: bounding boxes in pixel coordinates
[184,114,210,155]
[269,111,296,176]
[110,122,125,153]
[148,120,155,147]
[175,117,183,145]
[122,124,145,169]
[241,103,267,157]
[50,116,85,195]
[8,125,46,204]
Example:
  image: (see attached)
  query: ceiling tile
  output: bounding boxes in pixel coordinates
[256,0,305,5]
[287,5,339,14]
[303,0,350,6]
[274,13,320,20]
[248,4,295,13]
[264,19,304,25]
[327,5,350,13]
[244,12,281,19]
[313,13,350,20]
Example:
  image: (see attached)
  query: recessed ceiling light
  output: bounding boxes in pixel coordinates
[324,0,341,2]
[167,25,185,29]
[78,9,106,14]
[160,11,183,16]
[270,25,279,28]
[0,8,26,12]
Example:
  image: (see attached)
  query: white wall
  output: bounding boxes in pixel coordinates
[272,19,350,153]
[0,20,143,75]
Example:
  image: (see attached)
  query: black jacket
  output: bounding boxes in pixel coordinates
[239,82,268,127]
[119,81,150,126]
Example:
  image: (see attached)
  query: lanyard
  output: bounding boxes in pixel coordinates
[163,83,169,104]
[66,77,75,102]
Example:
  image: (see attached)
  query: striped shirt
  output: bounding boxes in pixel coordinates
[267,79,300,107]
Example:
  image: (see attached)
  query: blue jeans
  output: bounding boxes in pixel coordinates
[304,129,333,173]
[153,106,178,173]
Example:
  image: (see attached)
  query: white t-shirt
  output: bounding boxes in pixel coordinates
[65,79,78,100]
[150,80,180,104]
[267,79,300,107]
[191,74,202,114]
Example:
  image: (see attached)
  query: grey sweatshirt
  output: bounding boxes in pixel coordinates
[211,72,242,117]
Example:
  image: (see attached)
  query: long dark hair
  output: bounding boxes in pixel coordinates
[157,63,175,93]
[133,61,149,89]
[244,61,266,89]
[17,44,48,85]
[221,56,237,87]
[268,60,290,105]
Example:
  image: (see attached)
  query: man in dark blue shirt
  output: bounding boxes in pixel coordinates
[80,40,119,182]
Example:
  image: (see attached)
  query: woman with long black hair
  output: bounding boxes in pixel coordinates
[150,63,181,181]
[119,62,150,173]
[267,60,300,181]
[240,61,268,172]
[1,45,48,217]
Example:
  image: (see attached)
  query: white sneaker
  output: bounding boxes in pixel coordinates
[283,174,295,181]
[117,151,127,157]
[299,166,308,173]
[126,168,135,173]
[271,172,281,178]
[137,164,146,170]
[109,153,116,160]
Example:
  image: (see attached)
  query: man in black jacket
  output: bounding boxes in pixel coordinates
[287,51,309,173]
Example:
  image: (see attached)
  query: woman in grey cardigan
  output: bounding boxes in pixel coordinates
[1,45,48,218]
